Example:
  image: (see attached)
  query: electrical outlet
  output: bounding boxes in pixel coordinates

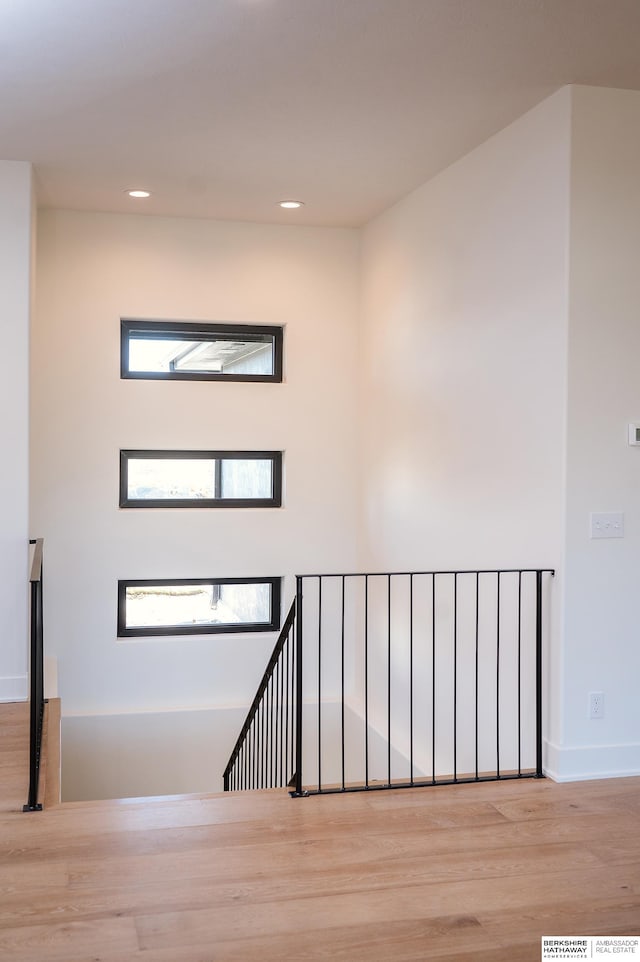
[589,691,604,719]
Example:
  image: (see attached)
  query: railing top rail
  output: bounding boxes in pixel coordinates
[29,539,44,584]
[296,568,555,579]
[223,598,296,780]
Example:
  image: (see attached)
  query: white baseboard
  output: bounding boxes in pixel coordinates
[544,738,640,782]
[0,675,28,702]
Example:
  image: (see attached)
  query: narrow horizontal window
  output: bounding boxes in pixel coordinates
[121,319,283,382]
[118,577,281,637]
[120,450,282,508]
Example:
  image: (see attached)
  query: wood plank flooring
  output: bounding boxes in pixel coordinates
[1,701,639,961]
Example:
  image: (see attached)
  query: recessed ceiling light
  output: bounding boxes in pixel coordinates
[126,189,151,198]
[279,200,304,209]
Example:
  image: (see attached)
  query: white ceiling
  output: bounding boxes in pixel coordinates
[2,0,640,227]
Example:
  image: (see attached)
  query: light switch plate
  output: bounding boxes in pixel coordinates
[590,512,624,539]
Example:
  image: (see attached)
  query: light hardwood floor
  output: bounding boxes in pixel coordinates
[1,701,639,961]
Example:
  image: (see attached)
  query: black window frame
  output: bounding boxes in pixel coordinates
[119,450,283,509]
[117,576,282,638]
[120,319,283,382]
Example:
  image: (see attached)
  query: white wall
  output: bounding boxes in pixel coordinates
[552,86,640,779]
[359,90,571,756]
[32,211,360,716]
[0,161,33,702]
[62,707,247,800]
[62,701,412,800]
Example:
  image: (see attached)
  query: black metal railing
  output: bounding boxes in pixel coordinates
[224,568,553,798]
[295,569,553,796]
[223,599,298,791]
[23,539,45,812]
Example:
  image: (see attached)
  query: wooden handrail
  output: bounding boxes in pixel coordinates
[29,538,44,584]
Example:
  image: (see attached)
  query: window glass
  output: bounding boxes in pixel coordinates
[121,320,283,381]
[120,451,282,507]
[118,578,281,636]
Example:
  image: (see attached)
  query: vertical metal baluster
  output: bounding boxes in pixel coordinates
[273,662,279,787]
[269,671,273,789]
[271,662,276,788]
[254,715,258,790]
[250,718,254,790]
[266,682,270,789]
[341,575,346,791]
[261,697,265,789]
[284,619,295,785]
[280,649,284,787]
[409,574,414,786]
[364,575,369,789]
[282,634,287,785]
[432,573,436,784]
[276,660,281,786]
[247,721,250,791]
[263,684,267,790]
[294,576,304,797]
[475,571,479,780]
[387,574,391,787]
[269,673,278,788]
[517,570,522,777]
[269,676,273,788]
[453,572,458,783]
[279,646,285,786]
[255,701,259,790]
[26,578,41,811]
[536,570,543,778]
[276,662,280,787]
[27,561,45,812]
[496,571,501,779]
[38,565,45,786]
[291,617,296,785]
[272,672,277,788]
[318,577,322,792]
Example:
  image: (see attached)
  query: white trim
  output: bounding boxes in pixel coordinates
[544,738,640,782]
[0,675,28,702]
